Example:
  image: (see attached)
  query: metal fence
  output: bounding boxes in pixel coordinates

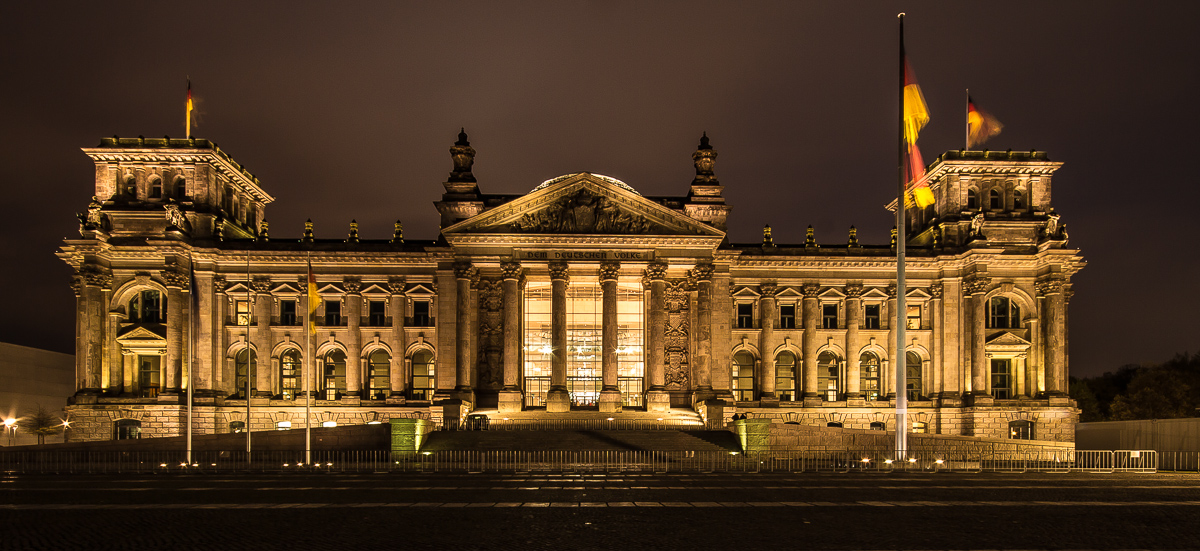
[0,449,1161,474]
[435,418,704,432]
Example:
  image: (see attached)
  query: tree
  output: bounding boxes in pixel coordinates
[1069,376,1104,422]
[1109,368,1196,421]
[18,405,63,445]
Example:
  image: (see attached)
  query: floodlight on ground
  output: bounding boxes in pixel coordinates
[861,458,870,463]
[935,459,944,464]
[885,459,894,465]
[606,417,614,421]
[908,458,917,463]
[159,463,168,467]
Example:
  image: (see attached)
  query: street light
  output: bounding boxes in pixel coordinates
[3,418,16,446]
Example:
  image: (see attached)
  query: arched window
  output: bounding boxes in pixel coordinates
[280,349,301,400]
[987,296,1021,329]
[732,351,755,401]
[149,177,162,199]
[967,188,979,210]
[1009,419,1035,440]
[774,352,796,401]
[229,421,246,434]
[906,351,922,401]
[859,352,881,401]
[1013,189,1025,210]
[989,188,1002,210]
[368,349,391,400]
[817,351,841,401]
[410,350,435,400]
[124,175,137,197]
[113,419,141,440]
[323,349,347,400]
[234,349,257,399]
[128,289,165,324]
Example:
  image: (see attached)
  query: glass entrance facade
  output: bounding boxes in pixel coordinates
[523,278,644,408]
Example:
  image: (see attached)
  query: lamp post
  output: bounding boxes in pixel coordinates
[3,418,16,447]
[61,419,71,443]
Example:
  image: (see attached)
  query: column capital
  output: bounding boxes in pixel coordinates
[802,284,820,298]
[500,261,523,281]
[599,261,621,282]
[930,283,944,299]
[643,261,668,282]
[1035,276,1065,296]
[453,261,475,280]
[844,284,863,299]
[250,275,273,294]
[759,282,778,298]
[964,275,992,296]
[343,276,362,295]
[691,262,714,282]
[77,265,112,289]
[387,276,407,295]
[886,284,898,298]
[548,261,570,282]
[161,268,190,290]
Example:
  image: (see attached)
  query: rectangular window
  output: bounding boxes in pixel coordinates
[234,300,250,326]
[137,355,161,398]
[280,300,297,326]
[906,304,922,330]
[368,300,386,326]
[990,359,1012,399]
[324,300,342,326]
[736,303,754,329]
[412,301,432,326]
[779,304,796,329]
[821,304,838,329]
[864,304,881,329]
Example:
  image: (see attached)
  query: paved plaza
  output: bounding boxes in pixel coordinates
[1,472,1198,550]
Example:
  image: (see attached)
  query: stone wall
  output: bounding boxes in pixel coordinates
[4,423,390,452]
[733,419,1075,457]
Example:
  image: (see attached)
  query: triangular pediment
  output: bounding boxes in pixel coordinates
[315,283,344,294]
[986,331,1032,347]
[406,283,435,296]
[443,173,724,238]
[116,325,166,343]
[862,288,889,300]
[361,283,391,295]
[272,282,300,294]
[907,288,932,300]
[776,287,803,297]
[732,286,761,298]
[818,287,845,299]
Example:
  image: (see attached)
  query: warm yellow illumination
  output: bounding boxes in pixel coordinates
[322,421,337,428]
[884,459,894,465]
[861,458,870,463]
[935,459,944,464]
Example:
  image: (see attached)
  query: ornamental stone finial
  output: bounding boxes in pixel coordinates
[302,219,314,242]
[847,225,858,247]
[448,128,476,184]
[762,225,774,247]
[805,225,817,248]
[347,220,359,243]
[392,221,404,244]
[259,219,269,241]
[691,132,718,186]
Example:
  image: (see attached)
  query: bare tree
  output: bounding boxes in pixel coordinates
[19,405,63,445]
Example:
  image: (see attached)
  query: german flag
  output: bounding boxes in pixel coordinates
[903,58,935,208]
[186,80,195,138]
[307,262,319,336]
[967,95,1003,148]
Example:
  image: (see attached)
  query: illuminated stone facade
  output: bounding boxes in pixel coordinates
[59,132,1083,444]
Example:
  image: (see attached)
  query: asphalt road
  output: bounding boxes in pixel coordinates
[2,472,1198,551]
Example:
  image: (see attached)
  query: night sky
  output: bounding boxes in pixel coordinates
[2,2,1196,378]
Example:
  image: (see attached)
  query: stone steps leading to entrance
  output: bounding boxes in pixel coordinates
[420,429,740,453]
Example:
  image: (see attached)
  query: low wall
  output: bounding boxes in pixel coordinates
[1,424,390,453]
[734,419,1074,456]
[1076,418,1200,451]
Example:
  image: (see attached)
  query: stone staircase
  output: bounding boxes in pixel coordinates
[420,429,741,453]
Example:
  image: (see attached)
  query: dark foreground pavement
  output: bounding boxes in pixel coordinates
[2,472,1198,551]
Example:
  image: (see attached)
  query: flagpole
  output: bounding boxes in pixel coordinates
[186,254,194,465]
[305,259,312,466]
[895,12,909,460]
[246,247,252,467]
[186,78,192,139]
[965,89,970,151]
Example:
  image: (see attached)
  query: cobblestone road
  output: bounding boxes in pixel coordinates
[1,472,1198,550]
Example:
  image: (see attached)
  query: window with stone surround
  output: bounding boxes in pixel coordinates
[324,300,342,326]
[280,349,300,400]
[367,349,390,400]
[229,421,245,434]
[410,350,435,400]
[860,352,881,401]
[280,300,297,326]
[234,348,256,398]
[817,351,841,400]
[137,355,160,398]
[736,303,754,329]
[412,300,432,326]
[322,349,347,400]
[367,300,386,326]
[906,304,921,330]
[149,176,162,199]
[233,299,249,326]
[129,290,165,324]
[1009,419,1035,440]
[864,304,881,329]
[732,351,755,401]
[1013,189,1025,210]
[967,188,979,210]
[987,296,1021,329]
[775,352,796,401]
[821,304,838,329]
[989,188,1002,210]
[869,421,886,431]
[113,419,141,440]
[779,304,796,329]
[990,358,1013,399]
[906,351,922,401]
[912,421,927,433]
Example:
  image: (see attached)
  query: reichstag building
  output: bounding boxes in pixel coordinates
[60,131,1083,443]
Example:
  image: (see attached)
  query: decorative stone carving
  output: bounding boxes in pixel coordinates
[1035,277,1064,296]
[69,275,83,296]
[347,220,359,243]
[644,262,667,282]
[453,262,475,281]
[664,279,691,391]
[79,265,112,288]
[448,128,476,183]
[164,199,189,231]
[343,277,362,294]
[759,282,778,298]
[762,225,774,247]
[691,263,714,282]
[886,284,898,298]
[802,284,820,298]
[598,261,620,282]
[969,213,986,238]
[250,276,273,294]
[301,219,314,242]
[513,189,652,234]
[258,219,269,241]
[162,269,191,289]
[964,275,992,295]
[844,284,863,299]
[475,277,504,390]
[392,220,404,244]
[548,261,570,283]
[1044,211,1061,238]
[77,196,106,234]
[387,276,406,295]
[930,283,944,299]
[500,261,522,281]
[805,225,817,247]
[691,132,718,185]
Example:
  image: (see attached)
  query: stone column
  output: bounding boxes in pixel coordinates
[344,278,362,400]
[966,276,991,401]
[252,277,273,398]
[598,261,623,413]
[387,277,407,400]
[844,285,863,400]
[192,273,214,399]
[162,269,187,400]
[546,261,571,412]
[644,262,670,412]
[801,284,820,403]
[454,263,475,402]
[885,286,898,399]
[498,262,524,413]
[930,283,945,399]
[758,283,778,405]
[1039,277,1067,397]
[692,263,715,403]
[107,309,123,393]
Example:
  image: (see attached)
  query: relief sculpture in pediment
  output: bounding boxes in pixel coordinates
[513,189,652,234]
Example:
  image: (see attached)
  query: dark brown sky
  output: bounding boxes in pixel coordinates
[2,1,1197,377]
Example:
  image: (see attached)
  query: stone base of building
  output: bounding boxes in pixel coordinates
[545,389,571,413]
[598,390,623,413]
[645,390,671,413]
[497,390,524,413]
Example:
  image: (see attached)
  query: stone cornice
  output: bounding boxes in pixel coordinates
[83,146,274,204]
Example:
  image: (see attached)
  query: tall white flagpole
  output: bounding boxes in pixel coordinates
[246,247,252,466]
[305,260,312,465]
[186,254,195,464]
